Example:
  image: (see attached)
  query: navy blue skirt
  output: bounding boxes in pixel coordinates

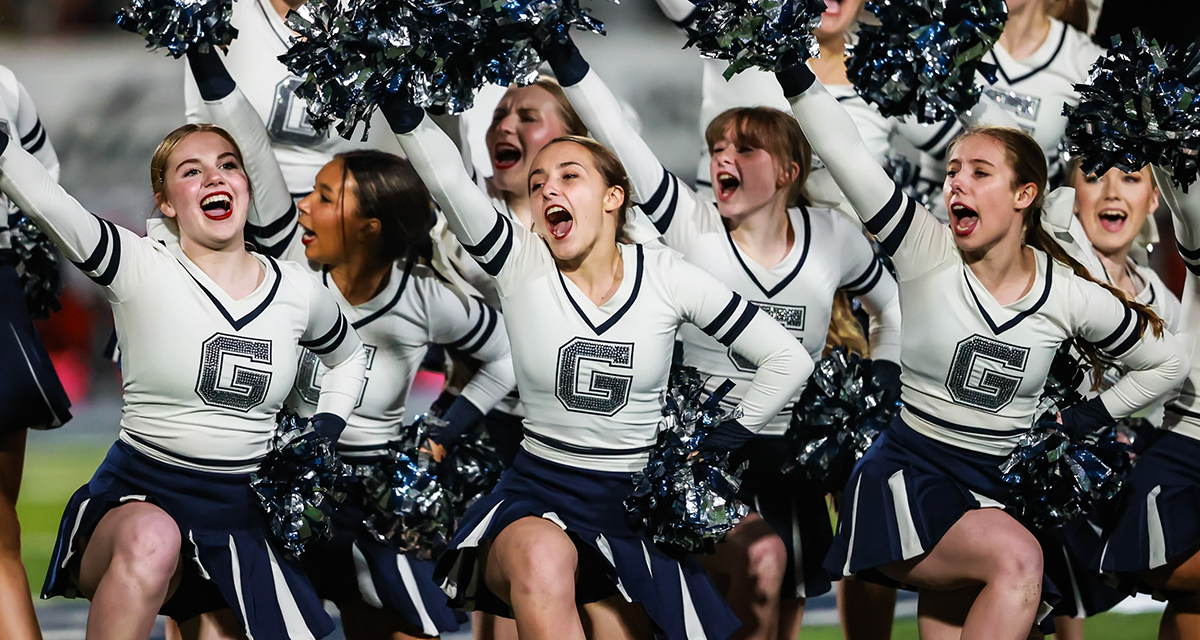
[304,455,465,636]
[0,257,70,432]
[732,436,833,600]
[825,420,1064,625]
[434,449,742,640]
[43,441,335,639]
[1039,521,1127,618]
[1097,431,1200,596]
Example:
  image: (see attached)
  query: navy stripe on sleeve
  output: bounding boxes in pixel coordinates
[301,314,348,354]
[73,214,110,272]
[24,126,47,155]
[90,220,122,286]
[878,197,916,257]
[462,215,507,257]
[460,304,499,356]
[1094,305,1133,351]
[20,119,42,145]
[1106,316,1145,358]
[446,304,487,350]
[864,183,904,236]
[256,223,298,259]
[640,168,674,214]
[1179,241,1200,276]
[719,302,759,347]
[245,203,297,239]
[701,293,742,337]
[842,259,883,296]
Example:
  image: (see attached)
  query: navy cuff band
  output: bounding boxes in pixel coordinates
[541,37,590,87]
[430,397,485,446]
[776,64,816,99]
[1060,396,1113,439]
[381,100,425,135]
[310,412,347,443]
[701,419,755,453]
[187,48,236,101]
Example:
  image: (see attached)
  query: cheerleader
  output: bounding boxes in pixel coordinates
[383,84,812,638]
[0,106,369,637]
[537,33,902,640]
[0,63,70,640]
[776,62,1189,637]
[183,0,402,199]
[1099,170,1200,638]
[186,48,519,639]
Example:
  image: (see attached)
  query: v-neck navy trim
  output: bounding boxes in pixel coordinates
[725,206,811,299]
[181,255,282,331]
[963,252,1053,335]
[989,24,1068,85]
[557,244,644,336]
[326,259,415,330]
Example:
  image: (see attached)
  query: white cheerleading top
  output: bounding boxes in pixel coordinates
[396,113,813,472]
[0,64,59,247]
[1155,166,1200,442]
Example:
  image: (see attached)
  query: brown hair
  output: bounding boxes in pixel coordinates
[150,124,250,206]
[824,292,869,356]
[705,107,813,207]
[539,135,632,243]
[334,151,433,263]
[950,126,1165,386]
[1047,0,1089,33]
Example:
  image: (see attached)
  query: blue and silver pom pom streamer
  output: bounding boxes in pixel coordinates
[1064,30,1200,189]
[8,213,63,320]
[626,367,750,555]
[113,0,238,58]
[782,347,899,494]
[683,0,826,80]
[847,0,1006,123]
[251,408,353,558]
[356,414,455,559]
[999,348,1130,529]
[443,426,505,521]
[280,0,606,138]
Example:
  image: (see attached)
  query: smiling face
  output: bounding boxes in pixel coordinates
[709,127,797,221]
[486,84,575,197]
[1074,165,1158,257]
[296,158,366,267]
[944,133,1038,255]
[527,139,625,264]
[155,130,250,251]
[815,0,866,40]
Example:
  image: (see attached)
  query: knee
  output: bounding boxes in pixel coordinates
[992,536,1043,589]
[743,534,788,599]
[111,511,182,588]
[500,527,578,603]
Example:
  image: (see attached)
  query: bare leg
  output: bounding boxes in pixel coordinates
[177,609,247,640]
[700,513,787,640]
[580,595,656,640]
[1053,615,1085,640]
[777,598,803,640]
[165,618,184,640]
[77,501,184,640]
[0,429,41,640]
[484,516,585,640]
[838,577,896,640]
[472,612,518,640]
[915,587,976,640]
[339,598,437,639]
[881,509,1043,640]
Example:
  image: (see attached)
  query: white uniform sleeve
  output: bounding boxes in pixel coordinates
[669,255,813,433]
[0,137,154,302]
[1153,166,1200,272]
[395,115,531,291]
[299,272,367,420]
[892,95,1023,161]
[200,82,302,260]
[421,279,516,414]
[786,78,957,281]
[1070,276,1190,419]
[835,218,901,363]
[9,77,59,183]
[655,0,697,24]
[563,70,706,249]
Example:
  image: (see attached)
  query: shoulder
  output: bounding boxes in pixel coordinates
[271,254,323,296]
[1058,19,1105,75]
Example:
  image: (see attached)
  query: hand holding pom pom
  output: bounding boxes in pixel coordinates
[626,367,750,555]
[9,214,64,320]
[684,0,827,80]
[251,408,354,558]
[847,0,1007,123]
[114,0,238,58]
[1064,30,1200,189]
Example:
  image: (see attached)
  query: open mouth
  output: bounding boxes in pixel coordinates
[493,143,522,171]
[715,172,741,202]
[950,202,979,237]
[1098,209,1128,233]
[544,204,574,240]
[200,191,233,221]
[300,222,317,246]
[823,0,842,16]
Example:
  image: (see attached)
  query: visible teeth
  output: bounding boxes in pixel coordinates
[546,205,567,216]
[202,194,231,207]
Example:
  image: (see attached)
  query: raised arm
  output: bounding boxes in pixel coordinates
[420,277,516,447]
[383,104,522,281]
[186,50,301,261]
[1153,166,1200,274]
[1,70,60,182]
[777,64,955,280]
[669,255,813,450]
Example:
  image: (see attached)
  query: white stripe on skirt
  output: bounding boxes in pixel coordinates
[396,554,439,636]
[791,503,805,598]
[594,534,633,602]
[887,471,925,560]
[228,535,256,640]
[1147,485,1167,568]
[642,541,655,578]
[267,543,317,640]
[677,564,709,640]
[842,475,864,576]
[61,498,90,568]
[352,542,384,609]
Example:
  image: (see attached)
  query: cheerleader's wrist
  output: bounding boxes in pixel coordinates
[776,63,816,99]
[380,99,425,135]
[1059,396,1113,438]
[428,389,459,418]
[701,419,756,453]
[186,48,235,101]
[873,360,902,396]
[540,35,589,87]
[429,397,484,447]
[309,412,347,443]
